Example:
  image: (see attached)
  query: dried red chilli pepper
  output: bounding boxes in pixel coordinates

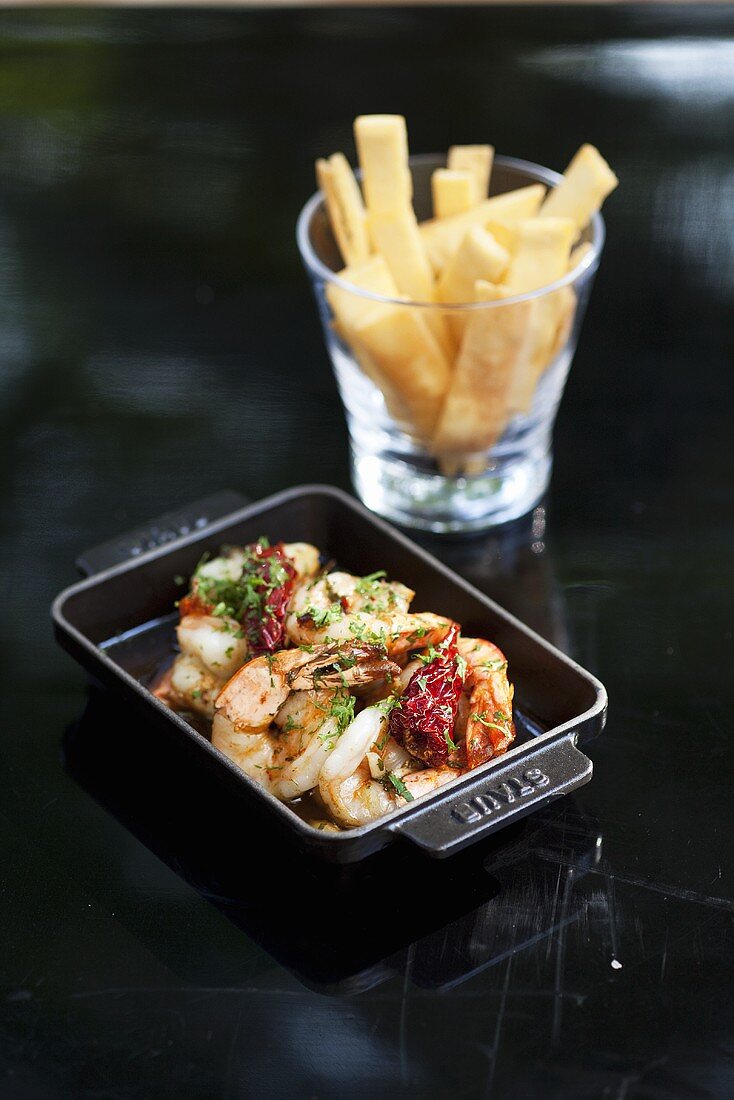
[180,541,296,653]
[388,622,465,767]
[245,544,297,652]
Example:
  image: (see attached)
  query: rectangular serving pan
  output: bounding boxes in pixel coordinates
[52,484,607,863]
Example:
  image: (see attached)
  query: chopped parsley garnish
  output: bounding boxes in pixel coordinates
[481,658,508,672]
[474,711,511,735]
[416,645,441,665]
[375,695,401,717]
[456,654,468,680]
[330,692,356,734]
[355,570,392,611]
[355,569,387,594]
[301,603,343,628]
[386,772,414,802]
[417,676,428,692]
[317,691,355,749]
[348,617,387,648]
[191,542,293,650]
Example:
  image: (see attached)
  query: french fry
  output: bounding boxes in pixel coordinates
[325,254,398,333]
[326,257,421,428]
[504,217,576,293]
[353,114,412,215]
[337,323,413,427]
[354,113,449,352]
[420,184,546,274]
[547,286,577,364]
[353,303,452,440]
[447,144,494,202]
[502,218,576,413]
[484,220,515,253]
[432,168,475,219]
[507,285,575,413]
[539,144,618,231]
[437,226,510,302]
[436,226,510,347]
[368,208,434,303]
[433,281,533,465]
[316,153,371,267]
[368,209,451,356]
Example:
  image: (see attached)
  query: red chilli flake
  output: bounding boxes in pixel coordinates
[246,544,297,652]
[389,622,464,767]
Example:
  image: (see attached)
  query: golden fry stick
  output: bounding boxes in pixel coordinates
[420,184,546,274]
[539,144,618,231]
[447,144,494,201]
[316,154,371,267]
[326,254,398,332]
[547,286,577,364]
[504,217,576,293]
[437,226,510,302]
[353,303,451,441]
[431,168,475,218]
[327,258,421,429]
[332,320,413,426]
[368,209,453,356]
[368,208,434,303]
[432,281,532,462]
[501,217,576,412]
[353,114,412,215]
[436,226,510,348]
[506,285,575,414]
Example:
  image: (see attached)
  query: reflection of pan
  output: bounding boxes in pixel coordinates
[64,687,601,997]
[53,486,606,862]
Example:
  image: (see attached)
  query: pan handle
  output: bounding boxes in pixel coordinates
[387,734,592,858]
[75,490,249,577]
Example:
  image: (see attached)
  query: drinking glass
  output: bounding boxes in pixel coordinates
[297,154,604,533]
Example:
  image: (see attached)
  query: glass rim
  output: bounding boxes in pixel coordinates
[296,152,606,310]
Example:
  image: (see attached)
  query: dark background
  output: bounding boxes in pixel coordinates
[2,6,733,1099]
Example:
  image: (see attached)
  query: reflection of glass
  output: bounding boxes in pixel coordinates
[415,502,570,653]
[298,155,604,533]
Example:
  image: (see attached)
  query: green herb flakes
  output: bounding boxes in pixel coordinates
[386,772,414,802]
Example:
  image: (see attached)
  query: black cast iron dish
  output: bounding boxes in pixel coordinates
[52,485,607,862]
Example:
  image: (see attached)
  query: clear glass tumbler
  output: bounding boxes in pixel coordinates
[297,154,604,533]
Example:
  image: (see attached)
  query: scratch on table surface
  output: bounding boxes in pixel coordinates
[540,857,734,913]
[659,929,669,983]
[614,1055,670,1100]
[482,955,513,1100]
[544,865,564,962]
[224,1004,242,1100]
[551,867,575,1048]
[588,869,734,912]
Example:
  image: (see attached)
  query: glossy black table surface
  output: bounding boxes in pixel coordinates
[2,7,733,1099]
